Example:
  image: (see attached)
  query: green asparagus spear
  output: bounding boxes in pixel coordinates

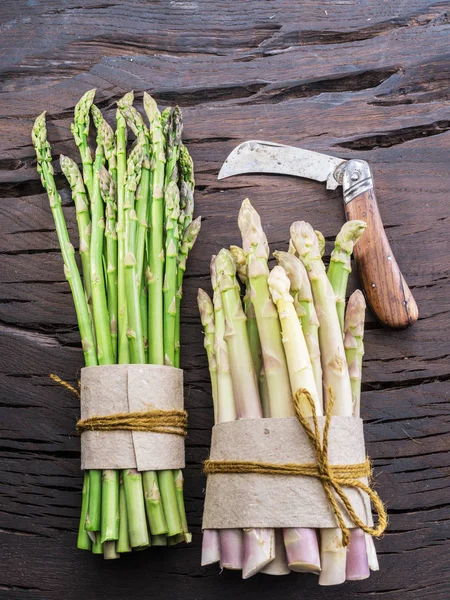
[198,288,219,423]
[32,113,97,367]
[71,89,96,197]
[123,138,145,363]
[59,155,92,308]
[163,181,181,366]
[144,93,166,365]
[117,95,151,290]
[99,167,118,359]
[115,102,130,364]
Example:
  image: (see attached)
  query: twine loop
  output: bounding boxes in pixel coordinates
[204,388,387,546]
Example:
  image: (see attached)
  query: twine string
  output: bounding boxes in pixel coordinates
[204,388,387,546]
[76,409,187,436]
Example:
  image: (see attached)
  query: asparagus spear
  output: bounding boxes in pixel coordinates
[268,265,322,573]
[344,290,371,581]
[238,199,293,418]
[59,155,92,307]
[173,216,201,367]
[216,249,274,578]
[197,287,223,567]
[274,250,323,406]
[197,288,218,423]
[32,113,99,548]
[291,221,352,416]
[174,143,196,367]
[229,245,267,413]
[216,249,262,419]
[90,135,120,546]
[115,100,130,364]
[32,114,97,367]
[209,256,243,569]
[163,181,181,366]
[117,95,151,291]
[99,167,118,359]
[344,289,366,417]
[327,220,366,331]
[291,221,353,585]
[144,93,166,365]
[268,266,320,412]
[142,470,168,536]
[71,89,96,197]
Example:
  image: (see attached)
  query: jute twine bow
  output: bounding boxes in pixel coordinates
[50,373,187,437]
[76,409,187,436]
[204,388,387,546]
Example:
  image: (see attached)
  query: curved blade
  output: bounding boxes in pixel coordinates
[218,140,345,190]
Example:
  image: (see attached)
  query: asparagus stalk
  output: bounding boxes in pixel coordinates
[327,220,366,331]
[142,471,168,536]
[71,89,96,197]
[174,469,192,543]
[117,475,131,553]
[216,249,274,577]
[90,140,114,365]
[201,528,221,567]
[291,221,352,416]
[229,245,265,405]
[344,290,366,417]
[174,216,201,367]
[59,155,92,308]
[115,100,130,364]
[274,250,323,406]
[99,167,118,359]
[210,255,243,570]
[268,266,322,573]
[237,199,293,418]
[215,249,262,419]
[163,181,181,366]
[291,221,353,585]
[32,114,99,547]
[197,287,226,567]
[32,114,97,367]
[144,93,166,365]
[122,469,149,548]
[197,288,218,423]
[77,472,91,550]
[123,138,145,363]
[117,95,151,290]
[90,138,120,545]
[344,290,371,581]
[261,530,290,576]
[268,266,320,412]
[174,144,196,367]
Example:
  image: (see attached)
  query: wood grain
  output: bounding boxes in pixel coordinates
[1,1,449,599]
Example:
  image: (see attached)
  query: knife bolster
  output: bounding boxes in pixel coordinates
[340,160,373,204]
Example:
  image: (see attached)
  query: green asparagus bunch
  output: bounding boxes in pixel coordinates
[199,199,377,582]
[32,90,200,559]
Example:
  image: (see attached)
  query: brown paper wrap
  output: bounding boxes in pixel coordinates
[202,416,373,530]
[80,364,185,471]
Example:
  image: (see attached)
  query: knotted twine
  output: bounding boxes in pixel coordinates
[204,388,387,546]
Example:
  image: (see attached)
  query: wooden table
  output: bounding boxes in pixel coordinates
[1,1,449,598]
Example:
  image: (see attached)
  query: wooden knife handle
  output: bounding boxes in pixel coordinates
[341,160,418,329]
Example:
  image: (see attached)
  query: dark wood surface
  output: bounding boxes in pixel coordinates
[1,1,449,599]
